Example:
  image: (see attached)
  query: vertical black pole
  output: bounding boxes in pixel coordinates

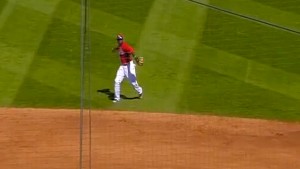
[80,0,87,168]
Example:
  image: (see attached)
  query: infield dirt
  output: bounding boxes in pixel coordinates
[1,108,300,169]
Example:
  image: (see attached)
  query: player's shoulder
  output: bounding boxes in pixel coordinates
[122,42,133,49]
[122,42,131,47]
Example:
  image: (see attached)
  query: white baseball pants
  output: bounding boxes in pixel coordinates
[114,61,143,100]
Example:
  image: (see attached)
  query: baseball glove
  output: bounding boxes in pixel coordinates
[135,56,144,66]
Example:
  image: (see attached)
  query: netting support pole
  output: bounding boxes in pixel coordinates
[80,0,89,168]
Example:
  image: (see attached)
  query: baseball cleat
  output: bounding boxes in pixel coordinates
[112,98,120,103]
[138,93,143,99]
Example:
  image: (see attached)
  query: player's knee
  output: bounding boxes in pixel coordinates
[131,81,138,87]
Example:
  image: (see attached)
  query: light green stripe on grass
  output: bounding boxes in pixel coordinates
[27,56,108,101]
[0,4,57,106]
[0,0,16,30]
[17,0,61,15]
[53,0,142,42]
[12,0,141,42]
[0,42,35,74]
[0,69,22,105]
[90,6,142,42]
[28,57,81,97]
[198,45,300,100]
[1,53,84,103]
[0,44,32,105]
[133,0,208,112]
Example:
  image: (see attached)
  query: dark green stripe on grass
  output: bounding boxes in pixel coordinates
[178,8,300,121]
[0,5,50,51]
[37,18,81,70]
[252,0,300,15]
[71,0,154,24]
[0,0,7,13]
[201,9,300,75]
[25,15,125,109]
[11,17,81,108]
[12,78,81,108]
[179,65,300,121]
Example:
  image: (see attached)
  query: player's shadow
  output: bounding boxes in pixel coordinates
[97,89,139,100]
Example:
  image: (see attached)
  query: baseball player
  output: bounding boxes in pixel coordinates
[112,34,143,102]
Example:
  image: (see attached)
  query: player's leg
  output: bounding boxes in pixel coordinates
[114,66,125,102]
[126,61,143,97]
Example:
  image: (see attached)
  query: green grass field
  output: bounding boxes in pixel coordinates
[1,0,300,121]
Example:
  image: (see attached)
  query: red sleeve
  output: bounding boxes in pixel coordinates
[122,43,134,53]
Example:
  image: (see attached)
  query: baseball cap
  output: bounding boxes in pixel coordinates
[116,34,124,40]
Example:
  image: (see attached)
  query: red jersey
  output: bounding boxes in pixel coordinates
[118,42,134,64]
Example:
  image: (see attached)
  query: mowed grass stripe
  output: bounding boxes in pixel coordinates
[202,9,300,75]
[180,65,300,121]
[0,0,15,30]
[198,45,300,100]
[13,77,82,108]
[15,0,142,42]
[0,45,44,105]
[252,0,300,15]
[35,40,119,103]
[0,4,56,106]
[0,0,8,12]
[134,0,208,112]
[0,69,21,105]
[30,15,119,109]
[28,57,82,97]
[53,0,142,42]
[73,0,154,24]
[17,0,61,15]
[208,0,300,30]
[0,42,36,76]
